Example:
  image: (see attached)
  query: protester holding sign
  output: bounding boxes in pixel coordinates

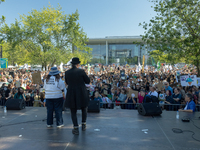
[124,93,136,109]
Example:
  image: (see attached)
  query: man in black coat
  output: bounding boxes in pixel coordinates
[65,57,90,135]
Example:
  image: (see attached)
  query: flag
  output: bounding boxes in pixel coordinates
[136,65,139,72]
[157,61,161,70]
[66,58,72,66]
[144,65,148,70]
[142,55,145,73]
[88,64,90,74]
[60,62,63,72]
[138,62,142,71]
[169,65,172,70]
[23,63,28,69]
[151,57,157,68]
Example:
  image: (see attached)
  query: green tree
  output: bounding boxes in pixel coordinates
[0,0,5,24]
[139,0,200,75]
[2,41,30,65]
[20,4,92,69]
[149,49,185,64]
[0,20,26,65]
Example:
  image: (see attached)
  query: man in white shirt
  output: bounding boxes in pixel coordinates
[148,86,158,97]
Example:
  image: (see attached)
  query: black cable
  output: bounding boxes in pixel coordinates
[172,128,200,142]
[182,130,200,142]
[190,119,200,130]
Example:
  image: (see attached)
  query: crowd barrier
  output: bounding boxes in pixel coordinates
[96,101,200,111]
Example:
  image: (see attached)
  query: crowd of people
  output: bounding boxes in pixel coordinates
[0,64,199,112]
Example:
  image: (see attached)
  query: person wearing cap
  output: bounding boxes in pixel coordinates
[64,57,90,135]
[43,67,65,128]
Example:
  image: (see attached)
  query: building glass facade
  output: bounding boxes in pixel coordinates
[86,36,151,65]
[87,44,106,64]
[108,44,140,64]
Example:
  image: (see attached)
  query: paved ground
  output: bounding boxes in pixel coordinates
[0,107,200,150]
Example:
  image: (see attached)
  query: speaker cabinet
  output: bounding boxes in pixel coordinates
[88,100,100,113]
[138,103,162,116]
[5,99,26,110]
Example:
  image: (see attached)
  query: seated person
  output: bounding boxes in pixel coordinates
[14,87,26,100]
[101,94,112,108]
[172,88,182,110]
[138,90,145,103]
[93,91,103,107]
[101,84,111,95]
[159,89,166,108]
[179,93,196,112]
[25,94,34,106]
[91,87,100,99]
[117,88,127,109]
[144,86,158,103]
[148,86,158,97]
[165,90,174,111]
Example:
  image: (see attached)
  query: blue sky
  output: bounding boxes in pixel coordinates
[0,0,156,38]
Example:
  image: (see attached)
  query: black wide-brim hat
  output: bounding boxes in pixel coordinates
[71,57,81,64]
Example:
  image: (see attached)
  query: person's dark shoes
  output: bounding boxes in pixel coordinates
[82,123,86,131]
[72,127,79,135]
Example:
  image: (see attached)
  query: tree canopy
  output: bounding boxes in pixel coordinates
[139,0,200,74]
[0,4,92,69]
[0,0,5,24]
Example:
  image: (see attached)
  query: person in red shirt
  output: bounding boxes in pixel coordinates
[138,90,145,103]
[26,83,31,90]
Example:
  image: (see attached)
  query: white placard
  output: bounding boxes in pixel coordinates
[180,75,197,86]
[197,77,200,87]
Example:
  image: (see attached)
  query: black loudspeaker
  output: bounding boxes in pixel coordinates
[88,100,100,113]
[138,103,162,116]
[5,99,26,110]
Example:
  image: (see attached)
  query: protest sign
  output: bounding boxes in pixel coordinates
[40,88,45,93]
[94,67,100,73]
[176,71,181,76]
[197,78,200,87]
[32,72,42,84]
[128,89,138,98]
[103,89,108,95]
[16,81,21,88]
[156,82,164,91]
[180,75,197,86]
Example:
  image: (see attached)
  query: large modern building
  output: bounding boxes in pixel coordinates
[86,36,152,65]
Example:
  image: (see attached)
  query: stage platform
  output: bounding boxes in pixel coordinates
[0,107,200,150]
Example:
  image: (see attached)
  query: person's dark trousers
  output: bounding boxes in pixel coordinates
[70,107,87,127]
[46,98,64,126]
[1,98,6,106]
